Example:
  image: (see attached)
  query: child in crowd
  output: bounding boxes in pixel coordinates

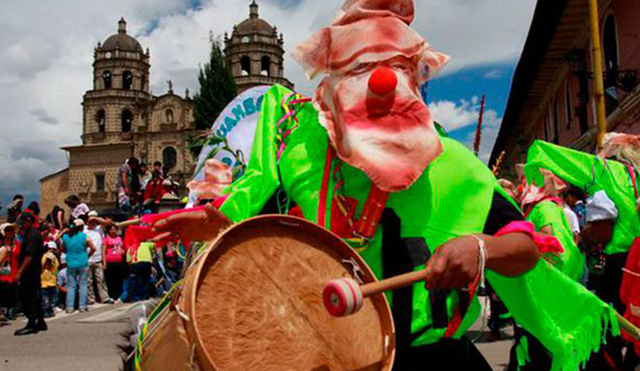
[41,243,59,318]
[56,259,68,312]
[131,241,155,302]
[103,224,126,301]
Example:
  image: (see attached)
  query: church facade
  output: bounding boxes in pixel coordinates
[41,19,197,214]
[224,1,293,92]
[40,1,292,215]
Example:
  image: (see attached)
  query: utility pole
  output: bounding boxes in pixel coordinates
[587,0,607,151]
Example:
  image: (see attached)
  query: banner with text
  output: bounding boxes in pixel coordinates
[187,85,270,206]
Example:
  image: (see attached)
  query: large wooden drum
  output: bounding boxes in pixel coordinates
[137,215,395,371]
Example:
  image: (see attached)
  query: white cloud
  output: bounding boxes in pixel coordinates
[0,0,536,207]
[484,69,503,79]
[429,98,481,131]
[429,99,502,164]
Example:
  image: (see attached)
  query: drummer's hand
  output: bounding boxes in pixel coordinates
[424,236,480,290]
[151,203,233,242]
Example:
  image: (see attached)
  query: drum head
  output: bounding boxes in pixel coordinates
[190,216,395,371]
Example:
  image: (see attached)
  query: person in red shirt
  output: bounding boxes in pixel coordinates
[143,171,166,206]
[22,202,41,228]
[0,223,21,321]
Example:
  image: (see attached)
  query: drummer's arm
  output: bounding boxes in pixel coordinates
[425,191,538,290]
[424,232,538,290]
[482,233,538,277]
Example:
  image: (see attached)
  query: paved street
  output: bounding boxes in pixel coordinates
[0,303,136,371]
[0,299,514,371]
[474,326,515,371]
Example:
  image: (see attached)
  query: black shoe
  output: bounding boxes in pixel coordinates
[36,319,48,332]
[14,325,39,336]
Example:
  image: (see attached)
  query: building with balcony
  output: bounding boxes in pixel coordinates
[490,0,640,176]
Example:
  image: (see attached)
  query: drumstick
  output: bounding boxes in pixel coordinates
[323,270,428,317]
[324,276,640,341]
[617,313,640,341]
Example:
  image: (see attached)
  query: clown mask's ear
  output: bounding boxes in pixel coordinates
[292,28,331,81]
[417,47,451,84]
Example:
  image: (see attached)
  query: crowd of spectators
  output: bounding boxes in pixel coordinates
[0,190,184,336]
[117,158,181,213]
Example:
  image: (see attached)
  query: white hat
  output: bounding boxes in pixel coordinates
[88,210,99,217]
[586,190,619,222]
[72,219,85,228]
[0,223,17,235]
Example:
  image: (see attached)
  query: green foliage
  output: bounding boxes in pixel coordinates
[193,34,238,132]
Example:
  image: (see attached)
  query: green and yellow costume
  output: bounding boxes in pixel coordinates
[218,85,618,370]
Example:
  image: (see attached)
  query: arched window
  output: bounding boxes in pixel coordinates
[603,14,619,114]
[163,147,177,170]
[261,56,271,76]
[241,56,251,76]
[123,70,133,90]
[121,110,133,133]
[103,70,112,89]
[603,15,619,74]
[165,109,174,124]
[96,109,106,133]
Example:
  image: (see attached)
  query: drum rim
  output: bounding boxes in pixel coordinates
[184,214,397,371]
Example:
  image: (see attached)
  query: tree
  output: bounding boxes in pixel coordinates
[193,34,238,131]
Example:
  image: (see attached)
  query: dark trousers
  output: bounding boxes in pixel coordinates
[105,262,126,300]
[131,262,152,302]
[393,337,492,371]
[508,327,552,371]
[585,252,637,371]
[0,281,17,309]
[41,287,57,317]
[594,253,628,313]
[58,291,67,310]
[18,279,43,325]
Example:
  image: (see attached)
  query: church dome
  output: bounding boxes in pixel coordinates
[102,18,143,52]
[235,1,275,36]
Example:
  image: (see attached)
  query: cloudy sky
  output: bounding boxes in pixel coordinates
[0,0,537,211]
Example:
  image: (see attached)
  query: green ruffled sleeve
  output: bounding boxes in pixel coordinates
[525,140,599,190]
[525,140,640,255]
[219,85,288,222]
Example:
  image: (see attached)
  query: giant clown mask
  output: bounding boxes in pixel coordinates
[293,0,450,192]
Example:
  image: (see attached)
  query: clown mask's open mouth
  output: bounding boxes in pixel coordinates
[337,121,442,192]
[355,99,432,132]
[327,101,442,192]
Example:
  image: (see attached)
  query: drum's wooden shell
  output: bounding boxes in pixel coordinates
[138,290,201,371]
[139,215,395,371]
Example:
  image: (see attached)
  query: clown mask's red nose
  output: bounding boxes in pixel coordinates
[368,67,398,96]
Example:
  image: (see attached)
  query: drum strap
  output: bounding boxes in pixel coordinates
[318,145,390,241]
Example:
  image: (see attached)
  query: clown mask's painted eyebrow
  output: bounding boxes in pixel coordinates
[346,55,417,77]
